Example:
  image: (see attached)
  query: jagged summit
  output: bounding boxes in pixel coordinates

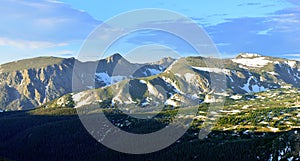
[105,53,124,63]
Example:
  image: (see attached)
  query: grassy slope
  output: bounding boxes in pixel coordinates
[0,57,64,73]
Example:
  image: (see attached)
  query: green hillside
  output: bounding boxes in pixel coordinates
[0,57,65,73]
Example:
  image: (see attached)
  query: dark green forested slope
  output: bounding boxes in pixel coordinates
[0,107,299,161]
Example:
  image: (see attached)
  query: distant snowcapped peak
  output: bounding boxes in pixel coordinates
[237,53,262,58]
[232,53,270,68]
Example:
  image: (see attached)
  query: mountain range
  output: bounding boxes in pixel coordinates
[0,53,300,111]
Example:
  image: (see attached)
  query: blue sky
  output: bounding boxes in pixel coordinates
[0,0,299,64]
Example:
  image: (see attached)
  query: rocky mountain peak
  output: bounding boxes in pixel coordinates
[2,53,300,111]
[151,57,176,68]
[106,53,124,63]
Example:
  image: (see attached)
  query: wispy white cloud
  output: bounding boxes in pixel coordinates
[237,2,262,6]
[271,14,300,32]
[0,37,68,49]
[283,54,300,57]
[0,0,100,42]
[0,0,101,63]
[45,0,65,4]
[45,50,75,56]
[257,28,273,35]
[0,0,299,63]
[202,6,300,57]
[283,53,300,61]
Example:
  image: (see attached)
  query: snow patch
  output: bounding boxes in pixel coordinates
[95,72,127,85]
[143,68,162,76]
[192,67,230,74]
[286,60,297,68]
[162,76,183,94]
[139,80,147,84]
[165,98,179,107]
[95,72,111,85]
[241,76,268,93]
[268,72,279,76]
[220,110,241,114]
[232,57,271,68]
[141,97,152,106]
[230,95,242,100]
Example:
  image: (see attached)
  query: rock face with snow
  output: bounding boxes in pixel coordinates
[2,52,300,111]
[189,53,300,94]
[228,53,300,93]
[63,59,212,109]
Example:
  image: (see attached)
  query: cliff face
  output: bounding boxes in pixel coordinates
[0,54,172,110]
[0,58,74,110]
